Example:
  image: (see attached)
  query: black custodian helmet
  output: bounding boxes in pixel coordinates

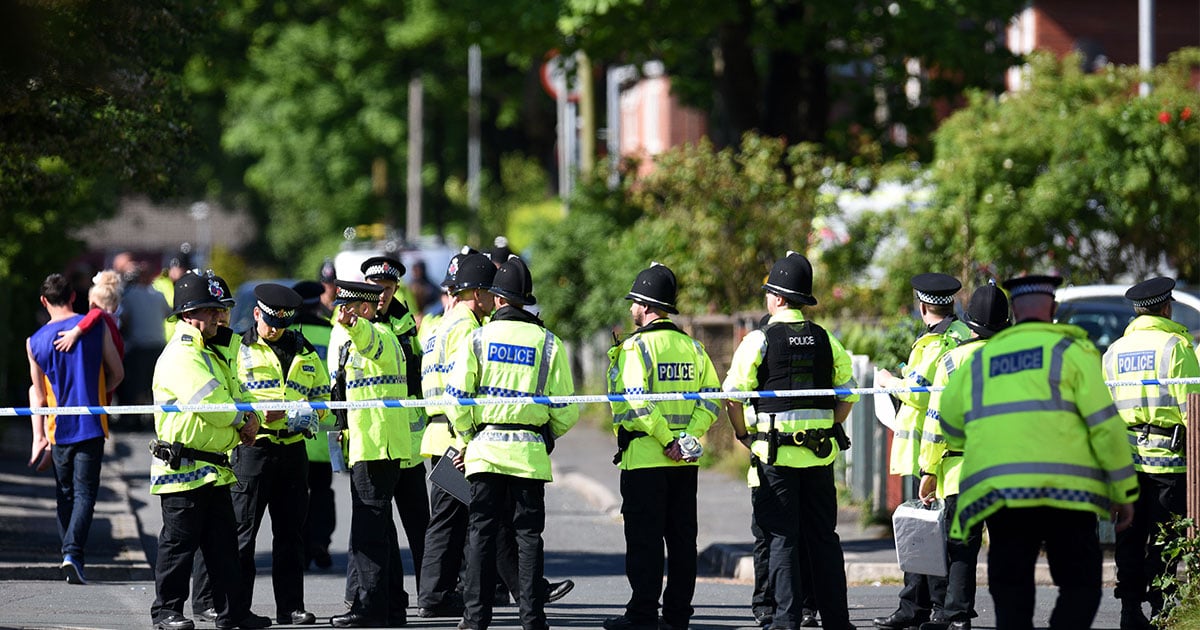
[441,246,481,289]
[169,271,229,319]
[763,251,817,306]
[489,255,536,306]
[963,281,1010,338]
[452,253,497,292]
[625,262,678,315]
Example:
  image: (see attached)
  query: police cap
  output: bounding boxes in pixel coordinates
[452,253,497,292]
[1001,274,1062,298]
[1125,277,1175,308]
[441,246,481,289]
[911,273,961,305]
[963,281,1010,338]
[490,255,536,306]
[334,280,384,305]
[254,283,303,328]
[625,262,678,315]
[169,271,229,319]
[361,256,406,282]
[763,251,817,306]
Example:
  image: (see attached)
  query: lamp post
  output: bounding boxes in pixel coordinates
[189,201,211,270]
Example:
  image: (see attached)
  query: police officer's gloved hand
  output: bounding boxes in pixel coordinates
[286,409,320,435]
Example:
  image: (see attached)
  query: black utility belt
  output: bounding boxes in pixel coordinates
[257,427,307,439]
[479,423,545,432]
[751,428,835,447]
[429,414,450,424]
[149,440,229,469]
[1129,423,1178,438]
[944,450,964,458]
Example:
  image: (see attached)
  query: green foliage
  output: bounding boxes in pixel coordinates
[903,49,1200,286]
[1152,515,1200,628]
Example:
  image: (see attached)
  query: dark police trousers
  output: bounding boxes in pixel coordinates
[986,507,1102,630]
[941,494,981,621]
[896,477,947,621]
[751,484,818,621]
[419,454,470,608]
[344,460,430,607]
[1115,471,1186,612]
[347,458,407,623]
[464,472,549,630]
[755,461,850,629]
[193,440,310,618]
[151,483,249,625]
[303,459,336,562]
[620,466,698,628]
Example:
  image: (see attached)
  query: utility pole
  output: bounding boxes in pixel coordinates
[406,74,424,242]
[1139,0,1155,96]
[577,51,594,176]
[468,44,482,244]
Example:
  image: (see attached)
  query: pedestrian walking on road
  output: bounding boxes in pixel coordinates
[603,262,721,630]
[27,273,125,585]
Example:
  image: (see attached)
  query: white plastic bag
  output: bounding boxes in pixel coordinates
[892,499,947,577]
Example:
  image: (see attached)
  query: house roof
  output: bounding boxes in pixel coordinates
[79,196,257,253]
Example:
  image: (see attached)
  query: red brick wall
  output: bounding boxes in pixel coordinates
[1034,0,1199,65]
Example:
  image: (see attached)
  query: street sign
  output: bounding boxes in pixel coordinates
[540,51,581,102]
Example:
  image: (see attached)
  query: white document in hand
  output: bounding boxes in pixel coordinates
[873,367,900,432]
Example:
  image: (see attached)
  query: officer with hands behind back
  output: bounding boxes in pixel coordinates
[603,262,721,630]
[148,271,271,630]
[723,251,858,630]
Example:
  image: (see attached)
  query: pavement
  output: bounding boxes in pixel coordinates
[0,417,1116,586]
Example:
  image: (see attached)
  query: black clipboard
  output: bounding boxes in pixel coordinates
[429,446,471,505]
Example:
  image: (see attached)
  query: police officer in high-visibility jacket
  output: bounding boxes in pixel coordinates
[327,280,413,629]
[724,251,859,630]
[1102,277,1200,628]
[148,271,271,630]
[939,274,1137,630]
[602,263,720,630]
[416,248,493,618]
[230,284,326,626]
[445,256,579,630]
[361,256,430,595]
[875,273,969,630]
[916,282,1010,630]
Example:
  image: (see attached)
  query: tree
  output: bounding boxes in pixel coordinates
[894,49,1200,287]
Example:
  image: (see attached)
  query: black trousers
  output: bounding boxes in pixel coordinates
[464,472,548,630]
[419,454,469,608]
[751,485,817,620]
[347,459,407,623]
[1115,471,1186,611]
[303,460,336,559]
[151,483,248,625]
[193,440,310,618]
[986,506,1102,630]
[395,462,431,595]
[897,478,947,620]
[620,466,699,628]
[755,462,849,630]
[941,494,981,621]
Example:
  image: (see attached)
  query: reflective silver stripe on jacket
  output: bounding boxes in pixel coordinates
[960,462,1107,497]
[921,430,944,444]
[188,379,221,406]
[613,407,651,425]
[535,330,555,396]
[473,429,545,443]
[1106,335,1183,413]
[1128,433,1174,450]
[964,339,1075,424]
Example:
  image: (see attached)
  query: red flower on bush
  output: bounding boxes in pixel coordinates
[1158,111,1172,124]
[1182,107,1193,121]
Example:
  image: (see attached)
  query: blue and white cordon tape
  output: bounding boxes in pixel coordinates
[3,378,1199,417]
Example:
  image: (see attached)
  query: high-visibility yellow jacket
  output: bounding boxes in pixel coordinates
[379,299,428,469]
[1103,315,1200,474]
[291,317,337,463]
[329,308,412,465]
[919,338,987,497]
[939,321,1139,539]
[150,321,247,494]
[420,303,481,457]
[723,309,859,469]
[444,307,578,481]
[236,329,331,446]
[890,318,970,476]
[607,319,721,470]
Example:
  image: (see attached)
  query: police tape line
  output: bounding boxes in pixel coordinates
[4,378,1200,417]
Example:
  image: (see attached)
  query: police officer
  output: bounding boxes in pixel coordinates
[724,251,858,630]
[917,282,1011,630]
[874,273,969,630]
[1103,277,1200,628]
[291,280,339,570]
[445,255,579,630]
[360,256,430,594]
[603,263,721,630]
[417,249,495,618]
[229,284,325,625]
[939,274,1137,629]
[327,280,414,628]
[148,271,271,630]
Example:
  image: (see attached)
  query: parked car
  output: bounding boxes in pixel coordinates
[1054,284,1200,354]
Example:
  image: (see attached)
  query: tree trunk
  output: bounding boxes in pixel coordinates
[715,0,761,143]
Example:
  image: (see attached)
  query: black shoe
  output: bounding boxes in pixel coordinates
[280,610,317,625]
[874,611,928,630]
[195,608,219,623]
[216,613,272,629]
[417,603,465,618]
[155,614,196,630]
[1120,607,1154,630]
[920,622,970,630]
[310,547,333,570]
[800,609,819,627]
[547,579,575,603]
[603,616,659,630]
[456,620,478,630]
[330,611,382,628]
[753,608,773,627]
